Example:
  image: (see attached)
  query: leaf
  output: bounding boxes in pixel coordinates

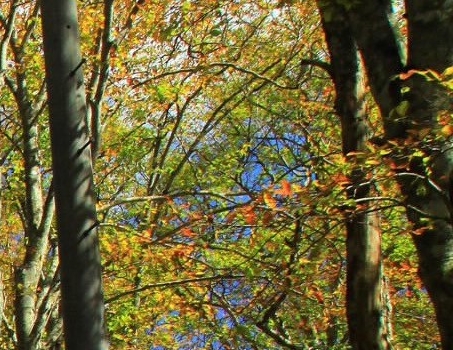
[263,191,278,209]
[379,149,392,156]
[365,158,380,165]
[413,227,428,236]
[180,227,196,238]
[225,211,237,224]
[312,290,324,304]
[275,179,292,197]
[442,66,453,77]
[209,27,222,36]
[262,211,275,226]
[399,69,419,80]
[243,207,257,225]
[346,151,365,157]
[441,125,453,137]
[332,173,351,187]
[395,100,409,117]
[280,179,292,196]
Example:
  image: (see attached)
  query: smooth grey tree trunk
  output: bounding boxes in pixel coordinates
[40,1,108,349]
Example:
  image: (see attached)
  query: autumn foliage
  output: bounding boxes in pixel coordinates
[0,0,444,349]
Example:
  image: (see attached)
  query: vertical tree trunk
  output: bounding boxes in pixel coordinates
[11,72,53,350]
[331,1,453,348]
[398,3,453,348]
[40,1,108,349]
[14,112,45,349]
[317,2,393,349]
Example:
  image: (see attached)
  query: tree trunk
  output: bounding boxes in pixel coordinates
[333,1,453,348]
[40,1,107,349]
[399,3,453,348]
[11,72,54,350]
[317,2,393,349]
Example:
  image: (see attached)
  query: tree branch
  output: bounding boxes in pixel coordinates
[105,274,245,304]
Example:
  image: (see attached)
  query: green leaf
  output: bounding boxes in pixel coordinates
[395,100,409,117]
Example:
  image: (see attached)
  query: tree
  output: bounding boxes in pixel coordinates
[316,0,453,348]
[0,0,446,349]
[1,1,59,349]
[40,0,107,349]
[317,1,392,348]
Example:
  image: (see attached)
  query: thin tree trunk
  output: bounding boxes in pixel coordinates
[40,0,107,349]
[317,2,393,349]
[1,5,58,348]
[12,75,50,350]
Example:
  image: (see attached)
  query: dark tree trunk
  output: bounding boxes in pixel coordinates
[322,0,453,348]
[317,2,393,349]
[40,0,107,349]
[399,3,453,348]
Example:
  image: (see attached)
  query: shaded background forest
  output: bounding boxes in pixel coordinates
[0,0,443,349]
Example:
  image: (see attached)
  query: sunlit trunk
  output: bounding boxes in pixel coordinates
[317,2,393,348]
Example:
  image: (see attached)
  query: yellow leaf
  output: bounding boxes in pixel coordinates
[365,159,380,165]
[263,192,277,209]
[443,66,453,77]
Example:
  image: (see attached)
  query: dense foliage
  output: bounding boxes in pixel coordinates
[0,0,444,349]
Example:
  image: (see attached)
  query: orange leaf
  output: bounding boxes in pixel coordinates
[172,249,185,258]
[276,179,292,197]
[413,227,428,236]
[245,211,257,225]
[180,227,196,238]
[399,69,419,80]
[313,291,324,304]
[243,207,257,225]
[441,124,453,137]
[332,173,351,187]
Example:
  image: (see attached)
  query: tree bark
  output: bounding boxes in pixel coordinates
[10,62,55,350]
[331,1,453,348]
[14,103,46,349]
[40,1,108,349]
[399,2,453,348]
[317,2,393,349]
